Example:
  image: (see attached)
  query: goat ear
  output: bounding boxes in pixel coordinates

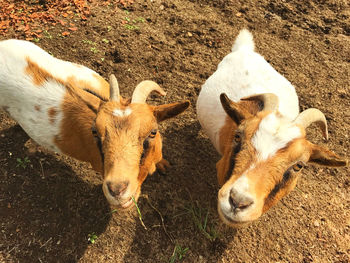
[308,144,348,167]
[220,93,250,124]
[216,156,230,187]
[153,100,190,122]
[65,83,100,114]
[78,90,101,114]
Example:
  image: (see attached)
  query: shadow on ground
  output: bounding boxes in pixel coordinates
[0,125,111,263]
[122,121,238,262]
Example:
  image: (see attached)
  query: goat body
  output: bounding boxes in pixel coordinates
[196,29,346,227]
[0,39,189,208]
[197,29,299,154]
[0,39,107,167]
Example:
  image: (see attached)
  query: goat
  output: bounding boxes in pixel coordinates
[196,29,347,227]
[0,39,190,209]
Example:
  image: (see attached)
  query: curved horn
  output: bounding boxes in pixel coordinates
[241,93,279,112]
[131,80,166,103]
[294,108,328,140]
[109,74,120,102]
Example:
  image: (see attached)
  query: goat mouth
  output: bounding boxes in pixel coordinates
[119,188,140,209]
[218,207,251,228]
[120,198,134,209]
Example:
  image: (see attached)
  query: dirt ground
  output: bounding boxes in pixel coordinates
[1,0,349,262]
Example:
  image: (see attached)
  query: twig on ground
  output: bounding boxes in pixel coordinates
[39,159,45,178]
[141,194,175,244]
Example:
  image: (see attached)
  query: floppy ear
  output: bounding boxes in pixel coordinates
[308,143,348,167]
[79,91,101,114]
[65,83,101,114]
[153,100,190,122]
[216,156,230,187]
[220,93,250,125]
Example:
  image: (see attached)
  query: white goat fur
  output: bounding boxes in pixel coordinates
[196,29,299,154]
[0,39,106,152]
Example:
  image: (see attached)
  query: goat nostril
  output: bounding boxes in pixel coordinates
[237,200,253,210]
[107,181,129,197]
[107,182,115,197]
[229,192,254,211]
[229,195,238,209]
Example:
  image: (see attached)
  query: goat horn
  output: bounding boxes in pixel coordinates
[131,80,166,103]
[294,108,328,140]
[109,74,120,102]
[241,93,279,112]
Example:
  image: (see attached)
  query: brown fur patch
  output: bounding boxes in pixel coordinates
[25,57,51,86]
[34,105,41,112]
[138,132,163,184]
[25,57,109,106]
[218,116,236,155]
[217,116,236,186]
[48,107,58,124]
[54,91,103,173]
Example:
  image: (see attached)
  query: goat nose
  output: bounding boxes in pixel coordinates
[229,189,254,211]
[107,181,129,198]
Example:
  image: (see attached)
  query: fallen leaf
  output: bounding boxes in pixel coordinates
[61,31,70,36]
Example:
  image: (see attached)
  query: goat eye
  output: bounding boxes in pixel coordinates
[292,161,304,172]
[234,133,241,143]
[91,127,98,137]
[149,129,157,138]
